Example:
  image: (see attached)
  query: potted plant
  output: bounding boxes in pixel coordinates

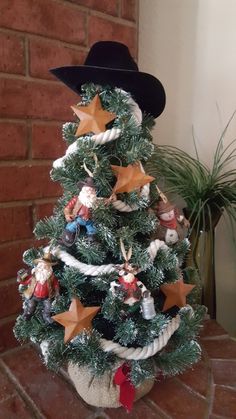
[147,114,236,318]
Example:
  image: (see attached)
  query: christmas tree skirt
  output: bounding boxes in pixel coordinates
[68,363,154,408]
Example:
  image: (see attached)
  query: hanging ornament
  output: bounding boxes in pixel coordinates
[140,290,156,320]
[52,297,100,343]
[71,94,116,137]
[160,278,195,312]
[152,187,190,245]
[111,163,154,194]
[110,240,146,306]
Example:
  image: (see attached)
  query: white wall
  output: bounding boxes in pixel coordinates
[139,0,236,335]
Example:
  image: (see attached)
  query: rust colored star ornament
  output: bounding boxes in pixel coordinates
[160,278,195,312]
[52,297,100,343]
[111,163,155,194]
[71,94,116,137]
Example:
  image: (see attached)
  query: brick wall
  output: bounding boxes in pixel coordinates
[0,0,138,352]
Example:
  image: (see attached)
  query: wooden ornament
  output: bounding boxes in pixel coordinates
[72,94,116,137]
[111,163,155,194]
[160,278,195,311]
[52,297,100,343]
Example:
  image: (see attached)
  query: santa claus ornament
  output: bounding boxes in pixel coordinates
[61,176,98,246]
[17,252,59,324]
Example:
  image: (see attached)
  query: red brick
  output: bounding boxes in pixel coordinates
[0,0,86,45]
[0,240,33,281]
[178,359,210,397]
[29,38,86,80]
[32,123,67,159]
[0,165,61,202]
[70,0,118,16]
[0,78,78,121]
[0,32,25,74]
[0,317,19,352]
[0,280,22,319]
[35,202,56,222]
[211,360,236,386]
[88,15,137,56]
[2,346,93,418]
[0,394,33,419]
[212,385,236,417]
[120,0,137,21]
[202,338,236,359]
[0,367,16,402]
[147,377,208,418]
[200,320,228,339]
[0,206,33,243]
[0,122,28,160]
[106,399,160,418]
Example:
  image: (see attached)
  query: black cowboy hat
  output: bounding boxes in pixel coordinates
[77,177,95,190]
[50,41,166,118]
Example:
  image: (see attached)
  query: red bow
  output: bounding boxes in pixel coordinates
[118,276,137,290]
[114,363,135,412]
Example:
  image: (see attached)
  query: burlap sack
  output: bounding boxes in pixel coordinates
[68,362,154,408]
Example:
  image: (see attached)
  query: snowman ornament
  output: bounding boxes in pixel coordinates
[154,200,190,245]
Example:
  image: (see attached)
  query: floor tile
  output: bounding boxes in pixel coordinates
[178,358,210,397]
[211,359,236,387]
[0,394,33,419]
[0,366,16,402]
[202,339,236,359]
[200,320,228,338]
[2,346,93,419]
[147,377,209,419]
[212,385,236,418]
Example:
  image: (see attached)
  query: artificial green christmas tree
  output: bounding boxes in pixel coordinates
[14,42,205,411]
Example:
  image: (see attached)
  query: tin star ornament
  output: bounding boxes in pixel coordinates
[72,94,116,137]
[52,297,100,343]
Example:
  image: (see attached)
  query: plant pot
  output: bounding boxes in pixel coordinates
[184,206,223,318]
[68,362,154,408]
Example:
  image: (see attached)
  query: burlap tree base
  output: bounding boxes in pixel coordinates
[68,363,154,408]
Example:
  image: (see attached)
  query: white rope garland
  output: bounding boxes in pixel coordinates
[49,239,167,276]
[91,128,121,145]
[52,246,118,276]
[100,315,180,360]
[147,239,168,261]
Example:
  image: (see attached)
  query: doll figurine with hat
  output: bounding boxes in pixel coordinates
[61,176,98,246]
[153,193,190,245]
[17,252,59,324]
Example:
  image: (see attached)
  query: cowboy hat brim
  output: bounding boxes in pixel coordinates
[50,66,166,119]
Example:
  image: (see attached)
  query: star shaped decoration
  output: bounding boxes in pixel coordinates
[71,94,116,137]
[160,278,195,311]
[52,297,100,343]
[111,163,155,194]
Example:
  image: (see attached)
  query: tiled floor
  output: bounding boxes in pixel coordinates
[0,320,236,418]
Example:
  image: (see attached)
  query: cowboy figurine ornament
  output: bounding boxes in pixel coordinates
[154,200,190,245]
[17,252,59,324]
[61,177,97,246]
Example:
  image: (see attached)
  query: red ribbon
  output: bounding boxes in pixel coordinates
[159,217,177,229]
[114,363,135,412]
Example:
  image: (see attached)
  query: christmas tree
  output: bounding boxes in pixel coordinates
[14,41,205,411]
